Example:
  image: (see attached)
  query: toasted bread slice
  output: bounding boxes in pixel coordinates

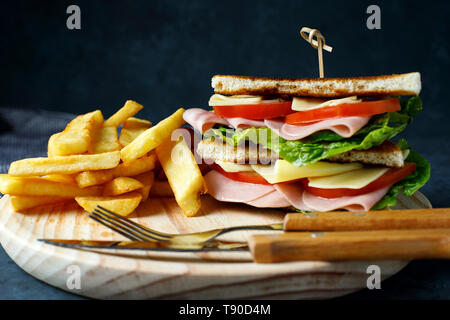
[212,72,421,98]
[197,138,278,164]
[198,138,404,167]
[328,140,405,168]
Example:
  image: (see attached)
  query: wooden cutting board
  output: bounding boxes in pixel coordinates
[0,192,431,300]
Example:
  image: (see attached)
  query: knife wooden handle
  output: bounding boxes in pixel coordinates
[248,229,450,263]
[283,208,450,231]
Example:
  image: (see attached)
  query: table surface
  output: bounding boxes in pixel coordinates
[0,106,449,300]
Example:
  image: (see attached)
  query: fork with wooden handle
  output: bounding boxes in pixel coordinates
[90,206,450,244]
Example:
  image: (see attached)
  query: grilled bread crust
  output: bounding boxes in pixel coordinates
[197,139,278,164]
[198,139,404,167]
[328,140,405,168]
[212,72,421,98]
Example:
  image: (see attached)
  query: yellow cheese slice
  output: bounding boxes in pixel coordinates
[250,160,363,184]
[215,160,254,172]
[209,94,262,106]
[291,96,361,111]
[307,167,389,189]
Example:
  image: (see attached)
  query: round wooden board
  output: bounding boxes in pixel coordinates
[0,192,432,300]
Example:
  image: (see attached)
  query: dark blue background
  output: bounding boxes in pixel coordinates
[0,0,449,299]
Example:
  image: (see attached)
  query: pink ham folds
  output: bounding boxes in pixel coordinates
[274,182,391,212]
[204,170,389,212]
[182,108,229,133]
[183,108,371,140]
[264,116,371,140]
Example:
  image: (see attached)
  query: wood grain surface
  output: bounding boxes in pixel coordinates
[0,192,432,299]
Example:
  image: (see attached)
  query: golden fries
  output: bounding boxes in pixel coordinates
[123,117,152,129]
[8,151,120,176]
[120,108,185,163]
[149,180,173,197]
[104,100,143,127]
[89,126,120,154]
[0,175,102,197]
[75,192,142,217]
[4,99,199,217]
[155,137,206,217]
[132,171,155,201]
[75,153,156,188]
[103,177,144,196]
[43,174,77,184]
[119,117,152,147]
[10,195,70,211]
[48,110,103,156]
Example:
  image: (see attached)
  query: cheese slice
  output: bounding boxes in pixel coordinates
[209,94,262,106]
[307,167,389,189]
[215,160,254,172]
[291,96,361,111]
[250,160,363,184]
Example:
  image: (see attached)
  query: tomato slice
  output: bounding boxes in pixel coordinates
[285,98,401,124]
[212,164,271,185]
[212,101,294,120]
[302,162,416,198]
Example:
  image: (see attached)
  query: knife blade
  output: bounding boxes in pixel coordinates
[38,238,249,252]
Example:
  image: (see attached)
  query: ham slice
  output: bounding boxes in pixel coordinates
[205,170,390,211]
[246,190,291,208]
[273,183,311,211]
[183,108,371,140]
[182,108,229,133]
[264,116,371,140]
[204,170,274,203]
[275,181,391,212]
[226,117,266,129]
[301,185,391,212]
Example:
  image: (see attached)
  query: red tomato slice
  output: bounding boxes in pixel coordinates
[285,98,401,124]
[212,164,271,185]
[212,101,294,120]
[302,162,416,199]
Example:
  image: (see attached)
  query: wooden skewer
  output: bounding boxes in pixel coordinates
[283,208,450,231]
[300,27,333,78]
[249,228,450,263]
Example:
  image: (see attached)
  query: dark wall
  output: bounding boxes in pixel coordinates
[1,0,448,117]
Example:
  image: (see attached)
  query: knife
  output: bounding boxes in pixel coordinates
[40,228,450,263]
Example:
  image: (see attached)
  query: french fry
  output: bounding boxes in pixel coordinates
[89,126,120,154]
[155,137,206,217]
[75,153,156,188]
[8,151,120,176]
[48,110,103,156]
[43,174,77,184]
[123,117,152,129]
[0,175,102,197]
[132,171,155,201]
[103,177,144,196]
[75,192,142,217]
[119,117,152,147]
[120,108,185,163]
[10,195,70,211]
[149,180,173,197]
[104,100,143,127]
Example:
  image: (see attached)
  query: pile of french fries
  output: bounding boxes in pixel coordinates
[0,101,207,217]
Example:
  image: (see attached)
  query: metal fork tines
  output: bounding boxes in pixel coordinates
[90,206,283,244]
[90,206,172,242]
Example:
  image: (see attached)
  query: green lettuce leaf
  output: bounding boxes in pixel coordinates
[205,96,423,167]
[372,139,430,209]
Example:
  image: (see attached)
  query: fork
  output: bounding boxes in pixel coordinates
[90,206,283,244]
[90,206,450,244]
